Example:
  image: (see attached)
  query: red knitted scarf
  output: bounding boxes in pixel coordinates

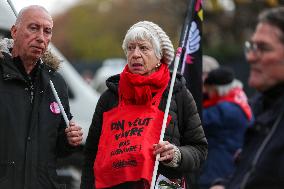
[118,64,170,105]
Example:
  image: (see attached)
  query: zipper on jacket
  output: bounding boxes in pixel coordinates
[25,75,35,104]
[29,82,34,104]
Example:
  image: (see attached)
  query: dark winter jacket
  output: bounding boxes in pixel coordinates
[81,73,208,189]
[199,101,251,189]
[225,83,284,189]
[0,38,76,189]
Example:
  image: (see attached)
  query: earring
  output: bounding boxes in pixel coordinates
[155,63,161,68]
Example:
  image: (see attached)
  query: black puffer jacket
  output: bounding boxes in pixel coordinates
[0,39,76,189]
[81,73,208,189]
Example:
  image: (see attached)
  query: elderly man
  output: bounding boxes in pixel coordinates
[0,5,83,189]
[211,7,284,189]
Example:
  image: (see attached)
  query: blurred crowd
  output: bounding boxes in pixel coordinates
[198,7,284,189]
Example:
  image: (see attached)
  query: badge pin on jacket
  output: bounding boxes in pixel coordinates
[50,102,61,114]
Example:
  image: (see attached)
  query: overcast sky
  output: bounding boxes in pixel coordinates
[11,0,79,15]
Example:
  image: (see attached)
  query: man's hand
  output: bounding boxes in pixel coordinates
[65,120,83,146]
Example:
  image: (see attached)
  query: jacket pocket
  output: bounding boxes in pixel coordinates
[0,161,15,189]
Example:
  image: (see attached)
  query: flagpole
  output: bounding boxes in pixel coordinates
[7,0,17,15]
[150,47,182,189]
[150,1,201,187]
[6,0,69,127]
[49,80,69,125]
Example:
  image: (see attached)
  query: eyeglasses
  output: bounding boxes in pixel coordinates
[244,41,274,57]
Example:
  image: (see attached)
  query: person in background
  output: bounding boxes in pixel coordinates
[202,55,220,106]
[198,67,253,189]
[0,5,83,189]
[211,7,284,189]
[184,55,220,189]
[81,20,207,189]
[202,55,220,82]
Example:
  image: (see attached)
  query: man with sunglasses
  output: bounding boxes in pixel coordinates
[211,7,284,189]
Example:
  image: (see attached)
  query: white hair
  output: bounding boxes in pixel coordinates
[122,26,162,60]
[216,79,243,96]
[122,21,174,65]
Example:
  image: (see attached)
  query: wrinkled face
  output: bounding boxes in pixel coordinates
[11,8,53,62]
[126,40,160,75]
[245,23,284,92]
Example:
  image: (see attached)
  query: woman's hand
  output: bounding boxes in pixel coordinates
[153,141,175,162]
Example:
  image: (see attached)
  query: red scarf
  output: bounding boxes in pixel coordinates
[119,64,170,105]
[203,87,252,121]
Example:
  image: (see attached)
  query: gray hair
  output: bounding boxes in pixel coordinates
[122,21,174,65]
[122,26,162,60]
[258,7,284,44]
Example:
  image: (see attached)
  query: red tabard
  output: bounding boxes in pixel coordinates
[94,95,171,188]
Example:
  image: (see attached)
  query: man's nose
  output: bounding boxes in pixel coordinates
[36,29,45,42]
[245,50,259,64]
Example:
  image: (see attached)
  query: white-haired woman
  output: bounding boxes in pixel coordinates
[81,21,207,189]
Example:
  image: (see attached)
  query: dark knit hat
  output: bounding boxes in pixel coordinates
[204,67,234,85]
